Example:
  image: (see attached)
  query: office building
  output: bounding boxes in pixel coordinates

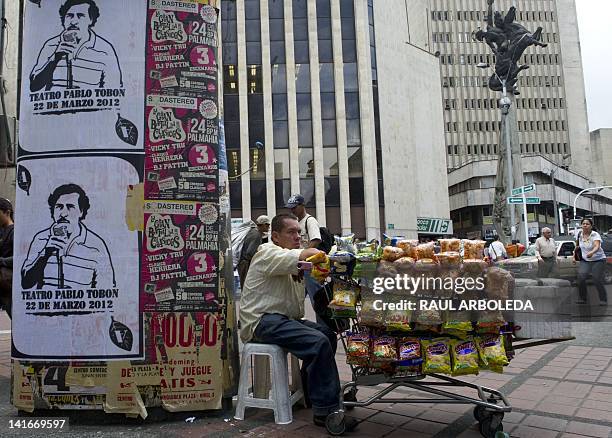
[221,0,451,239]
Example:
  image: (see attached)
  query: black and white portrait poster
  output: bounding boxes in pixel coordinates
[19,0,146,152]
[12,156,143,360]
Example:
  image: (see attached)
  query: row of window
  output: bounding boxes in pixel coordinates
[445,97,566,111]
[445,120,568,133]
[442,75,563,88]
[435,32,558,46]
[432,10,556,23]
[446,142,569,157]
[441,52,560,66]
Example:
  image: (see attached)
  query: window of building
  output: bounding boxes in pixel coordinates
[298,148,315,178]
[273,121,289,148]
[343,63,358,92]
[274,149,290,178]
[298,120,313,147]
[321,92,336,119]
[272,94,288,120]
[296,93,312,120]
[295,64,311,93]
[322,120,337,146]
[292,0,307,18]
[347,146,363,177]
[319,64,335,92]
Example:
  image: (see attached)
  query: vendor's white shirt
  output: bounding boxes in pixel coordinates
[299,214,321,249]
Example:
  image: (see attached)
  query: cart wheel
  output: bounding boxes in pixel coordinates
[479,415,504,438]
[473,406,490,422]
[343,388,357,411]
[325,411,346,436]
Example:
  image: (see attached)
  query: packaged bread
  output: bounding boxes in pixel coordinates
[462,239,486,260]
[436,251,461,266]
[382,245,404,262]
[377,260,398,278]
[397,239,419,258]
[415,242,435,260]
[484,266,514,300]
[439,238,461,253]
[462,259,488,275]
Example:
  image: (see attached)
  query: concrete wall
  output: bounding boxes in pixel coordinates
[374,0,450,237]
[590,129,612,186]
[0,0,20,203]
[556,0,591,177]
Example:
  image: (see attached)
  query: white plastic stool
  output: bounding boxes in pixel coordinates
[234,343,304,424]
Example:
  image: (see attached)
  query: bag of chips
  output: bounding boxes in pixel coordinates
[359,292,385,327]
[346,332,370,366]
[335,234,356,254]
[329,281,359,309]
[382,246,405,262]
[396,337,423,373]
[462,240,486,260]
[384,298,412,332]
[421,338,452,374]
[436,251,461,266]
[371,336,398,366]
[397,239,419,258]
[442,321,473,337]
[477,334,509,371]
[394,256,416,274]
[450,338,480,376]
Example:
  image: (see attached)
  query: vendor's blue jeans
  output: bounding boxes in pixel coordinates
[252,313,340,416]
[577,260,608,303]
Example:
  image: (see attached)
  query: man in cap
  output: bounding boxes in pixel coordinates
[286,194,321,250]
[237,215,270,288]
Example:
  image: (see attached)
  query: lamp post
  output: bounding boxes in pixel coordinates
[550,168,559,234]
[573,186,612,220]
[477,62,517,242]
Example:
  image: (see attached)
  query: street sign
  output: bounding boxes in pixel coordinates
[417,217,453,235]
[511,184,536,196]
[507,196,540,204]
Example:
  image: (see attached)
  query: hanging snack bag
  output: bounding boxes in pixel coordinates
[329,281,359,309]
[477,334,509,371]
[371,336,398,366]
[346,332,371,366]
[450,338,480,376]
[436,251,462,266]
[335,234,356,254]
[307,253,331,283]
[396,337,423,373]
[421,338,452,375]
[359,292,385,327]
[397,239,419,259]
[442,321,473,337]
[439,238,461,253]
[384,298,412,332]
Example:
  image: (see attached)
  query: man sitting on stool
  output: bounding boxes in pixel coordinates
[239,213,357,431]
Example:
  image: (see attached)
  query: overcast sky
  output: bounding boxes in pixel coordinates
[575,0,612,131]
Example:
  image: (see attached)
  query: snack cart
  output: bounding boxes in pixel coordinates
[310,238,515,437]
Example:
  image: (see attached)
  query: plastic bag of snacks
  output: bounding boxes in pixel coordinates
[355,241,379,262]
[384,297,412,332]
[397,239,419,258]
[335,234,356,254]
[477,334,509,372]
[421,338,452,374]
[415,242,435,260]
[439,238,461,253]
[346,332,370,366]
[450,337,480,376]
[382,246,404,262]
[442,321,473,337]
[436,251,461,266]
[371,336,398,366]
[396,337,423,373]
[307,253,330,283]
[485,267,514,300]
[462,240,486,260]
[329,281,359,309]
[394,256,416,274]
[360,292,385,327]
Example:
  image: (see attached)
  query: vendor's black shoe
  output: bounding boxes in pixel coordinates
[313,415,359,432]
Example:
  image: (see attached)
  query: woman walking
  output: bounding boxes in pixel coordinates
[576,218,608,306]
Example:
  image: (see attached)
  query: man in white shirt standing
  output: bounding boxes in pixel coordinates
[285,194,323,304]
[535,227,557,278]
[489,235,508,262]
[239,214,357,431]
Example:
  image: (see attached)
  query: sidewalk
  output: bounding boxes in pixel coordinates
[1,310,612,437]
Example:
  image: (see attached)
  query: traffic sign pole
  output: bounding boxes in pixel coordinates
[522,190,529,246]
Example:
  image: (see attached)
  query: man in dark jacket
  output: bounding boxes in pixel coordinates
[0,198,14,317]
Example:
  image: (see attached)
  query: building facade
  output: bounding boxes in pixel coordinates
[220,0,451,240]
[591,128,612,187]
[429,0,591,177]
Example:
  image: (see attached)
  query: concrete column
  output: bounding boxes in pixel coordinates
[259,0,277,218]
[307,0,326,225]
[236,0,251,219]
[330,0,352,234]
[354,0,380,240]
[284,0,300,194]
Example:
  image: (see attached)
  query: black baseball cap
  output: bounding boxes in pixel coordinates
[0,198,12,212]
[285,194,305,209]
